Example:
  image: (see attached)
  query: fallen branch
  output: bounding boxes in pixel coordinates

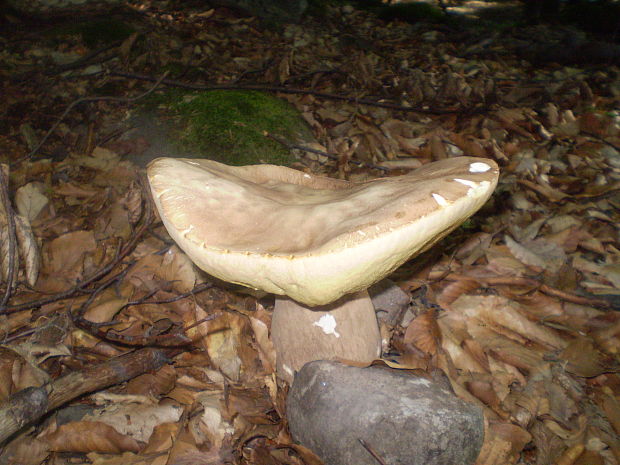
[0,347,178,444]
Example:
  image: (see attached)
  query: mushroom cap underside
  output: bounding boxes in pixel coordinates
[148,157,499,306]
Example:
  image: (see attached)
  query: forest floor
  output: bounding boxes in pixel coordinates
[1,1,620,464]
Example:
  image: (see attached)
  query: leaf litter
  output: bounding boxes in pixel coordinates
[1,1,620,464]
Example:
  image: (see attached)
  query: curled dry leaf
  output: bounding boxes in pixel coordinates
[436,278,481,309]
[44,421,141,453]
[0,198,16,286]
[14,214,40,286]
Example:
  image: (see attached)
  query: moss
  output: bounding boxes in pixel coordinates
[144,89,313,166]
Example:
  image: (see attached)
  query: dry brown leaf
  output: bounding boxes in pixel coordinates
[159,246,197,293]
[83,297,128,324]
[453,295,567,350]
[403,309,440,355]
[87,451,152,465]
[15,182,49,222]
[505,235,566,273]
[560,337,619,378]
[74,147,121,171]
[45,230,96,275]
[54,181,99,198]
[0,436,50,465]
[556,443,585,465]
[121,181,143,225]
[438,319,488,374]
[436,278,481,309]
[84,401,183,443]
[14,214,40,286]
[140,423,179,456]
[0,200,16,286]
[475,421,531,465]
[465,378,508,418]
[249,312,276,373]
[601,390,620,436]
[44,421,141,453]
[204,312,246,381]
[126,364,177,397]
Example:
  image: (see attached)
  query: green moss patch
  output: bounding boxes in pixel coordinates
[144,89,314,166]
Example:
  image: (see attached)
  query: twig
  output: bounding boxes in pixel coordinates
[108,70,488,115]
[0,166,18,309]
[358,438,388,465]
[70,266,218,347]
[123,282,214,309]
[0,347,177,444]
[13,72,169,164]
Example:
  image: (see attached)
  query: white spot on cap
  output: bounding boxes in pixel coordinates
[304,174,311,179]
[313,314,340,337]
[432,193,449,207]
[469,162,491,173]
[454,178,478,188]
[357,230,367,236]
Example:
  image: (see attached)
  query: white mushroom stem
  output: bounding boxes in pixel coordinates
[270,290,381,384]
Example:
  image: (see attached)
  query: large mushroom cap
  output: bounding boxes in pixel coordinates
[148,157,499,306]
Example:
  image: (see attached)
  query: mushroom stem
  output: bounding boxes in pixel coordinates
[271,290,381,383]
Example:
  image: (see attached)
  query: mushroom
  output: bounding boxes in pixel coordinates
[147,157,499,382]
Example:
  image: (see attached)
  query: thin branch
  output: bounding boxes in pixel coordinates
[108,70,488,115]
[358,438,388,465]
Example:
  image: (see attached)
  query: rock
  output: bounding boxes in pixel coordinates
[287,361,484,465]
[368,279,410,324]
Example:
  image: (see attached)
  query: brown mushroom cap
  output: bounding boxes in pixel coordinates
[148,157,499,306]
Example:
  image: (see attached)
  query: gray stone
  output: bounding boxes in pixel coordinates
[368,279,410,324]
[287,361,484,465]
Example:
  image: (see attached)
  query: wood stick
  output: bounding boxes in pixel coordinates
[0,347,179,444]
